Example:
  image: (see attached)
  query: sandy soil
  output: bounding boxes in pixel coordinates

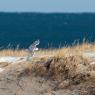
[0,61,78,95]
[0,52,95,95]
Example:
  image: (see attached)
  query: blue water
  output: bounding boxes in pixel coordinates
[0,12,95,49]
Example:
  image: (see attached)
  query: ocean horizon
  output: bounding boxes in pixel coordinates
[0,12,95,49]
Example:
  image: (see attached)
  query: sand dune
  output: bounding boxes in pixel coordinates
[0,44,95,95]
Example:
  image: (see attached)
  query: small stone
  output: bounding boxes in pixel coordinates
[48,92,55,95]
[58,80,70,89]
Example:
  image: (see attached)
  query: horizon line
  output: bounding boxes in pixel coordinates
[0,11,95,14]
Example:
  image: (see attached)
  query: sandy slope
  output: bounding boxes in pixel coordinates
[0,61,77,95]
[0,52,95,95]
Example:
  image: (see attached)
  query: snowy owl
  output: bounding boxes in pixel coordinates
[27,40,40,61]
[28,40,40,52]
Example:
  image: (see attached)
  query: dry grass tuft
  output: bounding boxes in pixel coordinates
[19,54,95,93]
[0,49,28,57]
[20,55,90,83]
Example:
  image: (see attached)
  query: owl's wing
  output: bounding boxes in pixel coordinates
[34,40,40,46]
[28,40,40,52]
[28,45,35,52]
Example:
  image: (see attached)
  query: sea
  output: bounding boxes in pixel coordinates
[0,12,95,49]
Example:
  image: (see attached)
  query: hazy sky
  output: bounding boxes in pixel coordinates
[0,0,95,12]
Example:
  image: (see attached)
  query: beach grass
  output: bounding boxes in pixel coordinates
[0,42,95,57]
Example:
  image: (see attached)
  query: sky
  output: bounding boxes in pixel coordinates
[0,0,95,12]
